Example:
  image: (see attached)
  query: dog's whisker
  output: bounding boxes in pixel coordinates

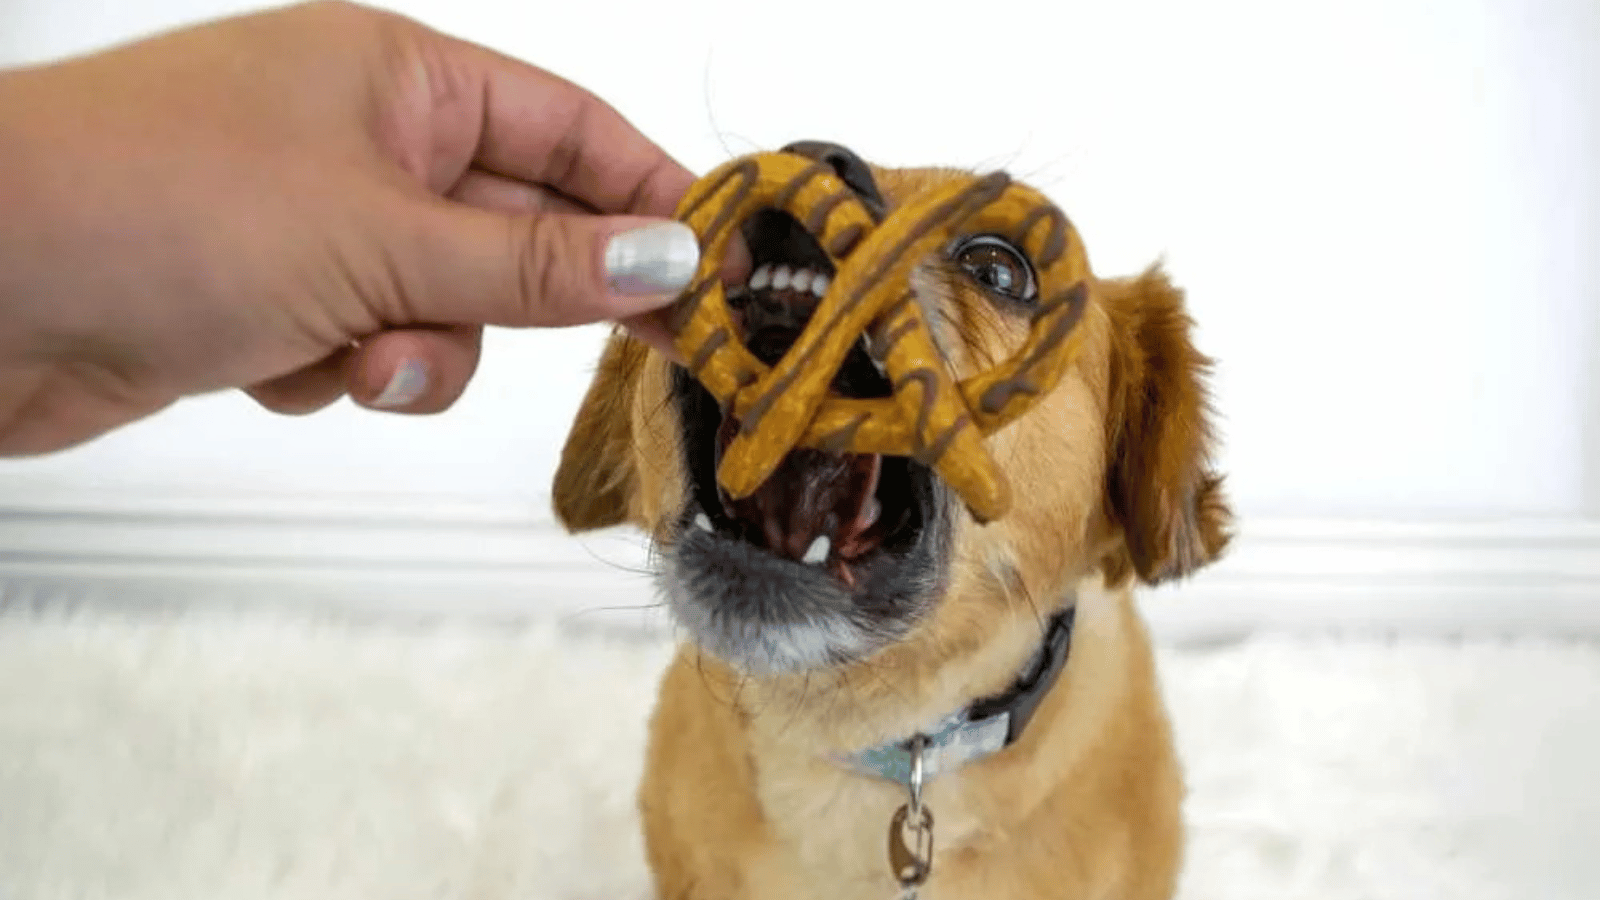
[589,559,657,578]
[934,304,1005,372]
[814,669,846,736]
[568,535,660,585]
[852,644,914,708]
[1018,580,1048,639]
[556,601,669,630]
[1008,162,1075,201]
[699,50,735,164]
[966,139,1033,178]
[774,669,815,740]
[698,52,766,164]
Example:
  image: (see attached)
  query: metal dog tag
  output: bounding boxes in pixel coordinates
[888,802,934,898]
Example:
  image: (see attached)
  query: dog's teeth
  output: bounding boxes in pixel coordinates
[802,535,830,565]
[749,265,772,291]
[771,265,793,291]
[694,513,713,533]
[864,499,881,527]
[811,273,830,297]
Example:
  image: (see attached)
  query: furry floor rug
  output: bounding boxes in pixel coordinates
[1,607,1597,900]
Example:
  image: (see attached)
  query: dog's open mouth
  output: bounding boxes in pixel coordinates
[683,208,932,585]
[665,203,949,673]
[700,418,926,589]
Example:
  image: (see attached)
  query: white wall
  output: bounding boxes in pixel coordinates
[1,0,1596,525]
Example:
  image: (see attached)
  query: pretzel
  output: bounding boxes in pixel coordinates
[668,151,1092,524]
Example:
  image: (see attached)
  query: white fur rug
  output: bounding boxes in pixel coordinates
[1,606,1597,900]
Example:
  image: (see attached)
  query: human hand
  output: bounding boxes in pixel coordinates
[0,0,738,456]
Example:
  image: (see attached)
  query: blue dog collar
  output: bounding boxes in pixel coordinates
[835,604,1077,785]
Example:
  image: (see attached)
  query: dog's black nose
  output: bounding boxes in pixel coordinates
[781,140,886,222]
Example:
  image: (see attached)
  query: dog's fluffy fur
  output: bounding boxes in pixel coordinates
[553,162,1231,900]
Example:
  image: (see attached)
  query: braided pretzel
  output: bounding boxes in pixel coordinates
[669,151,1091,524]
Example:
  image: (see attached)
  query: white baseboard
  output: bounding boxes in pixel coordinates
[1141,517,1600,642]
[2,490,1598,643]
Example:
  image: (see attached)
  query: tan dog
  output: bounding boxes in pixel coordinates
[553,141,1231,900]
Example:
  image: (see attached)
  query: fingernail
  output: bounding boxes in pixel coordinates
[373,359,429,408]
[604,221,700,296]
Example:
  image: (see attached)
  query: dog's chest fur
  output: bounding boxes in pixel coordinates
[730,612,1080,900]
[741,757,1007,900]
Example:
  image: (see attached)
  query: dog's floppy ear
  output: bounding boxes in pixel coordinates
[1100,264,1233,586]
[552,330,650,533]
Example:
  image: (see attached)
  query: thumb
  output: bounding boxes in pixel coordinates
[397,199,704,329]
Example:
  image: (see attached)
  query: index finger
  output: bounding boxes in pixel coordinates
[440,36,694,220]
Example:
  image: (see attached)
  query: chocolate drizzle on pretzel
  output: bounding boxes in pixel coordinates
[669,151,1092,523]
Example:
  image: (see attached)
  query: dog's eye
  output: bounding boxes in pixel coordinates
[951,235,1038,305]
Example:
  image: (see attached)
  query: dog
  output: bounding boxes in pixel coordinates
[552,141,1231,900]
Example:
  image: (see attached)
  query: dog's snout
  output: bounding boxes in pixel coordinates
[731,142,892,391]
[781,140,886,221]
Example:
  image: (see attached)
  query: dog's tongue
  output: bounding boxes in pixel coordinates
[717,415,881,564]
